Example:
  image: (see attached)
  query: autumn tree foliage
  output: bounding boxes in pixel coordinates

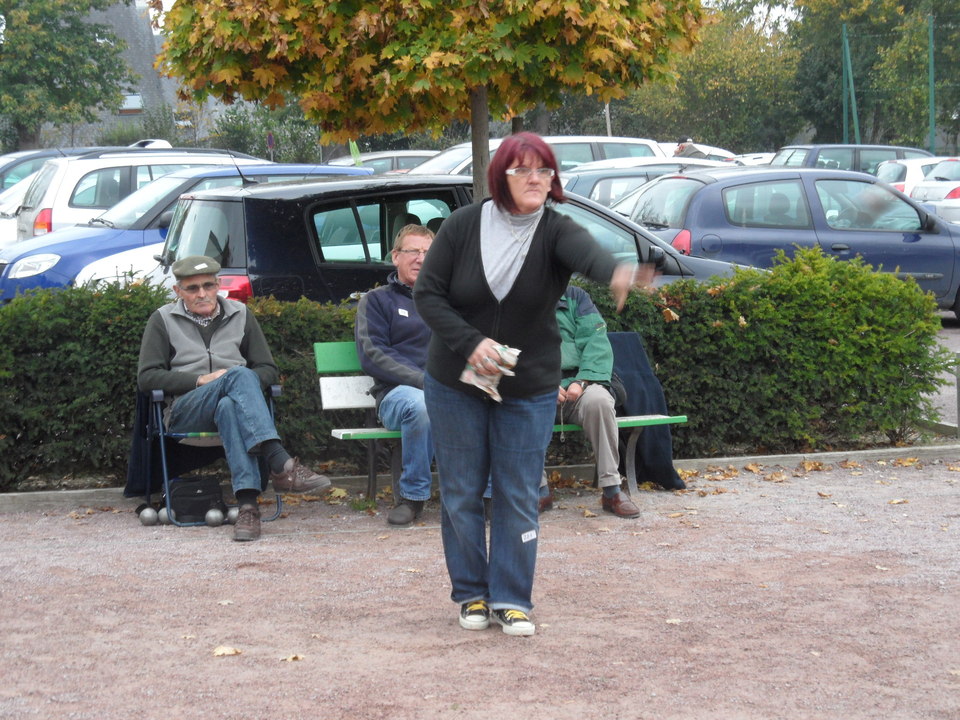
[151,0,708,194]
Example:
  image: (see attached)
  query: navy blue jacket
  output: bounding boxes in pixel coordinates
[355,272,431,409]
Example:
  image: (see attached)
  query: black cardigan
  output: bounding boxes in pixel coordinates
[413,200,620,399]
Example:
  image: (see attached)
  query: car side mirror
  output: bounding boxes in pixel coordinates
[646,245,666,269]
[157,210,174,229]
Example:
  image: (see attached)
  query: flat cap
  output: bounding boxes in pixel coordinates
[171,255,220,280]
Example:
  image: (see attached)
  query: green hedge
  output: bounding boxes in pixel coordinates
[0,247,951,490]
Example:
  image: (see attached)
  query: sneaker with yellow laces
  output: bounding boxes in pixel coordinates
[492,608,535,636]
[459,600,490,631]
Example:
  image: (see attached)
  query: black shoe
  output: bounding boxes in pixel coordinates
[387,499,424,526]
[459,600,490,631]
[233,503,261,541]
[492,608,535,636]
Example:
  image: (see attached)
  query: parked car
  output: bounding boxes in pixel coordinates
[561,159,728,207]
[0,172,38,250]
[729,152,775,166]
[14,147,262,242]
[328,150,440,174]
[769,144,932,175]
[658,141,735,161]
[0,163,372,301]
[619,165,960,313]
[908,158,960,222]
[408,136,666,176]
[0,141,173,191]
[875,156,951,196]
[146,174,747,305]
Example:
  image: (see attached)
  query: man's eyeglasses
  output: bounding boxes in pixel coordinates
[505,167,555,178]
[179,281,220,294]
[395,249,429,257]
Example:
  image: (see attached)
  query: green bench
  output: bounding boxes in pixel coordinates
[314,341,687,498]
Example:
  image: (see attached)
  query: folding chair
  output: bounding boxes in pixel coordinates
[126,386,284,527]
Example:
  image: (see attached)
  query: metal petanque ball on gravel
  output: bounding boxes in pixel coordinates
[226,507,239,525]
[205,508,224,527]
[138,506,159,526]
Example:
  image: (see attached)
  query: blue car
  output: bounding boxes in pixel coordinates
[0,163,373,302]
[617,166,960,314]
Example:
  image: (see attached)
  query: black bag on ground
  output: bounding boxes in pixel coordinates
[166,476,227,523]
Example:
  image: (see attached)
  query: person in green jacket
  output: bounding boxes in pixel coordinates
[540,284,640,518]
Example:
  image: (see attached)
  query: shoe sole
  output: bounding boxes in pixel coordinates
[459,615,490,631]
[492,613,535,636]
[233,532,260,541]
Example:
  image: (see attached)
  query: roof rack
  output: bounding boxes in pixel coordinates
[71,147,259,161]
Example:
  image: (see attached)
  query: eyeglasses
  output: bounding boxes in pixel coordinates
[179,281,220,294]
[505,167,555,179]
[395,248,428,257]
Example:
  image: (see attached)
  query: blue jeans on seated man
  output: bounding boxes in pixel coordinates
[378,385,434,503]
[167,366,279,494]
[424,373,556,613]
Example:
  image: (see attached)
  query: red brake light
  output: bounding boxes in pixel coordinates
[217,274,253,303]
[892,183,905,193]
[946,188,960,200]
[32,208,52,236]
[672,229,691,255]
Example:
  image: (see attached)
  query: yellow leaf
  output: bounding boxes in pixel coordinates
[744,463,763,474]
[889,498,909,505]
[213,67,243,85]
[280,654,304,662]
[665,618,683,624]
[662,307,680,322]
[213,645,241,657]
[892,457,920,467]
[738,315,747,327]
[583,509,597,517]
[817,491,832,498]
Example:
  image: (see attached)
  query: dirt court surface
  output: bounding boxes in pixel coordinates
[1,452,959,720]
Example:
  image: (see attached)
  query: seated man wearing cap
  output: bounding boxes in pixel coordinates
[137,255,330,541]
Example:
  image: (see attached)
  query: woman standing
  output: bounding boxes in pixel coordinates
[414,133,649,636]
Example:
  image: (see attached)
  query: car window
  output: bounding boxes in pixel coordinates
[816,179,923,231]
[166,198,245,266]
[586,176,650,206]
[20,162,59,209]
[876,162,906,184]
[551,143,594,172]
[628,177,700,228]
[929,160,960,181]
[397,155,428,170]
[722,180,812,229]
[70,167,123,208]
[599,142,656,159]
[815,148,855,170]
[551,201,639,264]
[311,190,458,263]
[1,157,47,190]
[859,149,897,175]
[904,150,930,160]
[138,163,196,190]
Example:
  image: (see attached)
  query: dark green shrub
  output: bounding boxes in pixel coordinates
[587,246,952,456]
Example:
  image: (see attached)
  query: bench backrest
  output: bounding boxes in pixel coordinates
[314,341,376,411]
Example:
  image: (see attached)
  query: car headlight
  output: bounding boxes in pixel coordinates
[7,254,61,278]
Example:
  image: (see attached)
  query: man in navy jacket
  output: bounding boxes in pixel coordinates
[355,224,435,525]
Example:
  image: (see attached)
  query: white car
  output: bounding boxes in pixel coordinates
[0,171,38,250]
[328,149,440,174]
[408,135,666,175]
[73,241,167,289]
[909,157,960,221]
[15,147,262,242]
[565,156,729,172]
[876,156,951,196]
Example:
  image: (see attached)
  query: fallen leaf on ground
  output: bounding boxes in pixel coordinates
[889,498,909,505]
[892,457,920,467]
[583,509,597,518]
[665,618,683,625]
[817,491,832,498]
[280,654,304,662]
[213,646,241,657]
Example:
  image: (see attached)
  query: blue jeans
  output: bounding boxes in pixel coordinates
[167,366,279,493]
[378,385,434,502]
[424,373,556,613]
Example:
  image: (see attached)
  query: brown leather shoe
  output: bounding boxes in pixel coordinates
[233,503,261,541]
[538,488,554,514]
[601,491,640,519]
[271,457,332,494]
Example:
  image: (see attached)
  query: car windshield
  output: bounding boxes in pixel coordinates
[408,146,473,174]
[92,174,190,229]
[627,177,699,228]
[165,197,245,267]
[929,160,960,181]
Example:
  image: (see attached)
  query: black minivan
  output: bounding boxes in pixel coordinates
[155,174,745,304]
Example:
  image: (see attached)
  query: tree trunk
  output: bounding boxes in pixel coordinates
[511,116,524,134]
[470,86,490,200]
[16,124,41,151]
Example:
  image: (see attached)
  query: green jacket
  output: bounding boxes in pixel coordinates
[556,285,613,389]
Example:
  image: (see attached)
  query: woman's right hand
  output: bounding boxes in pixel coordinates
[469,338,506,376]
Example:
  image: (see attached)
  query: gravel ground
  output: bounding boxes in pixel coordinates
[1,449,958,720]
